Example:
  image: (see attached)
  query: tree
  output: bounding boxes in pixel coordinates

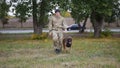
[15,1,31,28]
[112,2,120,27]
[72,0,120,38]
[0,18,8,28]
[0,0,11,28]
[32,0,48,34]
[12,0,49,34]
[71,0,90,33]
[88,0,119,38]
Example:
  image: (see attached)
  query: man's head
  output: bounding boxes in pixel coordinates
[55,9,61,17]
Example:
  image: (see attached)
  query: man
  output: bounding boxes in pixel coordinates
[48,9,67,54]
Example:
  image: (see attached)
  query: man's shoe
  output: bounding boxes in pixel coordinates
[55,49,61,54]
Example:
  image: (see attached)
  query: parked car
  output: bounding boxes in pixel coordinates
[67,24,80,31]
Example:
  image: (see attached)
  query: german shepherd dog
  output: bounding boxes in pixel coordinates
[63,36,72,52]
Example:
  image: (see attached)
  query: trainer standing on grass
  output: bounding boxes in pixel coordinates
[48,9,67,54]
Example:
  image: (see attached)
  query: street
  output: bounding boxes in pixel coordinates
[0,29,120,34]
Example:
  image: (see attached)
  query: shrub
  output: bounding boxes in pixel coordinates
[31,33,47,40]
[101,28,112,38]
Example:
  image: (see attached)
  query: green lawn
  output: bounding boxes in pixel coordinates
[0,37,120,68]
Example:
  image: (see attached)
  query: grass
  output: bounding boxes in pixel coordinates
[0,35,120,68]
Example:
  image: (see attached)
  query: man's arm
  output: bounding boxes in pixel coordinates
[62,18,68,31]
[48,16,53,31]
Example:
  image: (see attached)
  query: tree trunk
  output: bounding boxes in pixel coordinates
[78,23,82,33]
[91,11,104,38]
[116,18,120,27]
[38,0,47,34]
[2,18,8,28]
[108,23,110,27]
[20,22,23,28]
[2,23,5,28]
[80,15,89,33]
[92,21,103,38]
[32,0,42,34]
[32,0,47,34]
[32,0,37,34]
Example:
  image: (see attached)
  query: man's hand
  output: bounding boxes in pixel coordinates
[48,30,53,38]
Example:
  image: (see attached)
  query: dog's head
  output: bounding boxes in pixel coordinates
[66,36,72,47]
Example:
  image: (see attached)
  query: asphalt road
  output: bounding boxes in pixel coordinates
[0,29,120,34]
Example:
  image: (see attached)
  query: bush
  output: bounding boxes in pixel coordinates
[61,11,71,17]
[31,33,47,40]
[101,28,112,38]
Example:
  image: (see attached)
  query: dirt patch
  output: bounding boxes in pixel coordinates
[0,50,10,57]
